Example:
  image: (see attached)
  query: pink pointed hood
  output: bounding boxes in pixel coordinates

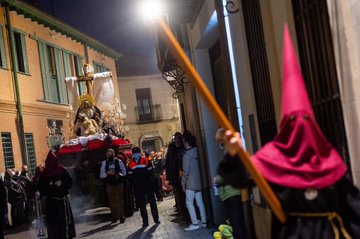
[251,25,347,189]
[281,26,314,118]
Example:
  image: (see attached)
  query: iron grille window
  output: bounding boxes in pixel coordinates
[242,0,277,146]
[1,132,14,169]
[242,0,277,208]
[292,0,350,168]
[25,133,36,174]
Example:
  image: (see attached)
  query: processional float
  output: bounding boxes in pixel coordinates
[45,63,131,205]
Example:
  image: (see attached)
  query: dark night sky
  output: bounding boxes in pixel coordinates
[29,0,160,76]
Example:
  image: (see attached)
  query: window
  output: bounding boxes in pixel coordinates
[93,62,109,73]
[25,133,36,174]
[46,45,60,102]
[136,88,152,122]
[12,31,29,73]
[1,132,14,169]
[38,41,68,104]
[292,0,350,167]
[47,120,64,150]
[74,56,86,95]
[47,46,56,77]
[141,139,156,152]
[0,26,7,68]
[47,119,63,133]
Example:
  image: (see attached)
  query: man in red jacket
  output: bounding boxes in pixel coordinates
[128,147,160,227]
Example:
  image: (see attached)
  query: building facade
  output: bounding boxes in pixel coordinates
[0,0,121,173]
[156,0,360,238]
[118,74,182,152]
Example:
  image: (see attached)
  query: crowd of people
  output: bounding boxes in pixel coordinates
[0,166,39,229]
[0,129,246,239]
[0,152,77,239]
[100,131,211,232]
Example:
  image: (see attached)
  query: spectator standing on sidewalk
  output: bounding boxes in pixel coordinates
[182,134,207,231]
[128,147,160,227]
[166,133,187,218]
[20,165,35,222]
[152,151,164,201]
[100,148,127,224]
[0,177,6,239]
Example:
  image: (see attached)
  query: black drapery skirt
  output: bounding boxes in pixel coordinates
[123,179,135,217]
[45,196,76,239]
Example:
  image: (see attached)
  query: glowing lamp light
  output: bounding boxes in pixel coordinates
[139,0,164,22]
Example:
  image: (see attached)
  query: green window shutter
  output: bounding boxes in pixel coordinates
[20,33,29,74]
[38,41,51,101]
[11,31,18,71]
[54,48,68,104]
[76,57,86,95]
[0,26,7,68]
[63,52,72,77]
[38,42,58,102]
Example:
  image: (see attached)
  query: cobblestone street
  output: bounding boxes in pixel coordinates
[5,196,214,239]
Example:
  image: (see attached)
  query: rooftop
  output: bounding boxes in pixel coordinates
[0,0,122,59]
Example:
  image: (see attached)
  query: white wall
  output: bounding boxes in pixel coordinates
[117,75,181,147]
[327,0,360,186]
[118,75,180,123]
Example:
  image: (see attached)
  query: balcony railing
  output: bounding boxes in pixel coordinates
[135,104,163,123]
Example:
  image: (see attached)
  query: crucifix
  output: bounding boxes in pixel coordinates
[77,63,95,97]
[66,63,113,106]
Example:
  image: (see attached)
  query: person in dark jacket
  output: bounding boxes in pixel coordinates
[166,133,186,217]
[0,178,6,239]
[117,151,135,217]
[214,128,247,239]
[4,169,26,226]
[38,151,76,239]
[165,133,181,185]
[20,165,34,222]
[100,148,127,224]
[152,152,164,202]
[128,147,160,227]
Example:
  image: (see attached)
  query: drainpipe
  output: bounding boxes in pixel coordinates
[4,6,28,166]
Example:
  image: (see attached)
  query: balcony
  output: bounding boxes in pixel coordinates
[135,104,163,124]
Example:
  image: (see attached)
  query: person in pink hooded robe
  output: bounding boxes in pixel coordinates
[218,26,360,239]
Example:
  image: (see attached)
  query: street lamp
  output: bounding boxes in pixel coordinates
[138,0,164,23]
[139,0,286,223]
